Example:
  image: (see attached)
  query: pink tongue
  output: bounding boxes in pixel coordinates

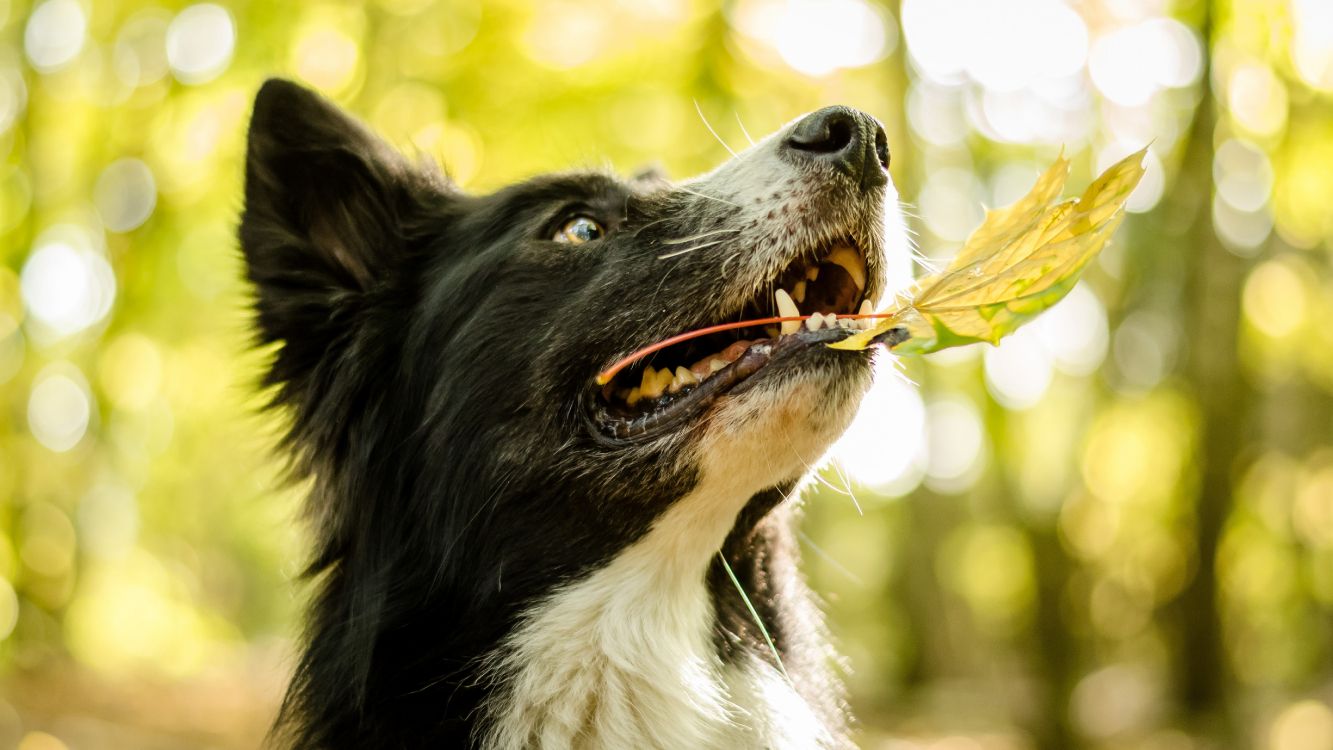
[689,339,754,378]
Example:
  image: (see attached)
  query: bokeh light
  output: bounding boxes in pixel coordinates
[27,363,92,453]
[23,0,86,73]
[984,326,1055,410]
[2,1,1332,747]
[1269,700,1333,750]
[831,356,925,492]
[19,226,116,341]
[923,395,987,494]
[733,0,893,78]
[166,4,235,85]
[93,159,157,233]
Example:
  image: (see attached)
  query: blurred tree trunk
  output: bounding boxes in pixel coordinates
[1170,2,1247,738]
[1028,522,1077,750]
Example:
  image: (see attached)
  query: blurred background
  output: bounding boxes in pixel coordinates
[1,0,1331,747]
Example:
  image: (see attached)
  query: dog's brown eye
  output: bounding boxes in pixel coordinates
[553,216,604,245]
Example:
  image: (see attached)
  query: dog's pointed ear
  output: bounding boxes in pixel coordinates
[240,79,444,397]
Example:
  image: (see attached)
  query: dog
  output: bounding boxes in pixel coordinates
[240,78,908,749]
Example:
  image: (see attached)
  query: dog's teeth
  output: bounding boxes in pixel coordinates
[855,300,875,330]
[626,387,642,406]
[775,288,801,335]
[792,280,807,304]
[806,266,819,281]
[709,359,726,373]
[805,314,823,331]
[827,245,866,291]
[838,318,855,330]
[658,367,675,394]
[669,366,698,393]
[640,366,668,399]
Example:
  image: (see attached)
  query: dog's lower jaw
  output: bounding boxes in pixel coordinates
[480,374,865,750]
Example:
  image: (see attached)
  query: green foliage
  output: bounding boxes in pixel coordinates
[1,0,1332,748]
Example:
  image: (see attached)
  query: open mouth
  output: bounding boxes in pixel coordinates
[590,238,876,442]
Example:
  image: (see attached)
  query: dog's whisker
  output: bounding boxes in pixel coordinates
[694,99,739,159]
[780,426,856,501]
[827,460,862,516]
[632,215,675,237]
[656,238,730,260]
[659,228,742,245]
[734,111,756,147]
[676,186,742,208]
[797,530,866,587]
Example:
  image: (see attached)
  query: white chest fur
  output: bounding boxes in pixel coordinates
[478,501,830,749]
[481,382,855,749]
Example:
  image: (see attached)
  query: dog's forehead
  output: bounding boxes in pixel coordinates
[493,171,635,209]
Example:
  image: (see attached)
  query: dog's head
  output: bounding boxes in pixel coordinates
[241,79,907,603]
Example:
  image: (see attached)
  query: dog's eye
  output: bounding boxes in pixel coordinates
[553,216,604,245]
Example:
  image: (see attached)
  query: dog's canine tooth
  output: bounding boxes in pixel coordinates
[657,368,674,395]
[805,265,819,281]
[625,387,642,406]
[775,288,801,335]
[827,245,866,291]
[792,280,807,303]
[856,299,876,329]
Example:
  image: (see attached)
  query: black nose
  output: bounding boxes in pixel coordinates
[783,106,889,189]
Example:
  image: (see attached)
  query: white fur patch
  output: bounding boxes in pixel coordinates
[481,381,858,749]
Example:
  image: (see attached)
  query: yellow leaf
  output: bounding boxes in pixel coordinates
[831,148,1147,355]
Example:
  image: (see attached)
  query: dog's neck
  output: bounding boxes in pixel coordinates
[480,469,835,750]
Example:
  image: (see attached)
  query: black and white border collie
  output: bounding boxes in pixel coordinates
[240,79,907,749]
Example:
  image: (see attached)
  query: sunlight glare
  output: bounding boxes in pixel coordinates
[1089,19,1201,106]
[732,0,892,77]
[831,357,926,492]
[1291,0,1333,92]
[924,396,986,494]
[984,326,1054,410]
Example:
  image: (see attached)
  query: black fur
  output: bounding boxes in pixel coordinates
[241,79,891,748]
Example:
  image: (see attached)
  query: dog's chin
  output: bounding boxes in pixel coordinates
[692,348,873,496]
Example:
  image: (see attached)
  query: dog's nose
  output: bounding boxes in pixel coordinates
[784,106,889,189]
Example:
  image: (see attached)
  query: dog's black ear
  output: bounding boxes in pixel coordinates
[240,79,442,397]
